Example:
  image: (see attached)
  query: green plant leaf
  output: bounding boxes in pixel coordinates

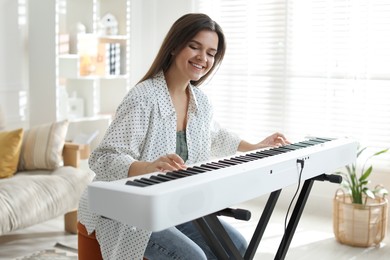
[357,147,367,158]
[359,166,372,182]
[372,148,389,157]
[364,188,375,199]
[345,165,352,175]
[337,146,389,205]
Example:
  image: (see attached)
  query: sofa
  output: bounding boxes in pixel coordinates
[0,119,93,235]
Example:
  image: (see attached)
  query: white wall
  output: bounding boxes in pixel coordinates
[28,0,57,126]
[0,0,28,130]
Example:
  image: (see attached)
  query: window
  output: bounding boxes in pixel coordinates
[196,0,390,167]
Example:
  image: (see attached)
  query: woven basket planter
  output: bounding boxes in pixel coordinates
[333,189,388,247]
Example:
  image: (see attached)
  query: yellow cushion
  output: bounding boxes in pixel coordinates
[18,120,69,171]
[0,128,24,178]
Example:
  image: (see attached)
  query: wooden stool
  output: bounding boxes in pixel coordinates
[77,222,148,260]
[77,222,103,260]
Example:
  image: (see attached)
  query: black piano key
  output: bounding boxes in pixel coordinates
[212,161,232,167]
[150,175,171,182]
[176,169,199,175]
[134,179,154,186]
[201,163,225,170]
[186,167,207,174]
[277,146,297,151]
[232,156,256,162]
[229,158,247,164]
[158,173,178,180]
[280,144,301,150]
[292,142,310,148]
[239,154,260,160]
[206,162,229,168]
[260,150,283,156]
[272,147,292,152]
[140,178,160,185]
[166,172,190,178]
[314,137,333,142]
[299,141,319,146]
[125,180,147,187]
[193,165,214,172]
[247,153,268,159]
[255,151,272,157]
[271,149,285,154]
[219,159,237,166]
[307,139,325,144]
[246,154,263,159]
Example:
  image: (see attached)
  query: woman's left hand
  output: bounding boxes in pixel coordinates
[238,132,291,152]
[257,132,290,148]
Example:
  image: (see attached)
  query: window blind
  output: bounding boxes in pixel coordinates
[196,0,390,166]
[197,0,288,142]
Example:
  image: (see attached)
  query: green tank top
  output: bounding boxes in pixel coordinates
[176,131,188,162]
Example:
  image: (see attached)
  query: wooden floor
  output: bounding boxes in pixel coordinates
[1,195,390,260]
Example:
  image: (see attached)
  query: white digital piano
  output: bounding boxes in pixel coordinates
[88,137,357,259]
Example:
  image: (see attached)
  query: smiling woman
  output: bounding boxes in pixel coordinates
[77,12,289,260]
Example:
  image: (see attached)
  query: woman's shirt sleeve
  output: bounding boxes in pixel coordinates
[88,87,150,182]
[210,119,241,158]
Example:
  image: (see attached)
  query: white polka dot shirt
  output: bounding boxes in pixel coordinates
[78,71,241,259]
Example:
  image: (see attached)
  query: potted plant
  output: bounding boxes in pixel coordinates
[333,146,389,247]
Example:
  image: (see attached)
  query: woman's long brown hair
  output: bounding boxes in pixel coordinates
[138,13,226,87]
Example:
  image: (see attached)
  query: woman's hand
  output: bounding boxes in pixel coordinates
[129,154,187,177]
[146,154,187,173]
[238,132,290,152]
[257,132,290,148]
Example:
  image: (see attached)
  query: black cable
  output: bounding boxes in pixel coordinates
[284,159,305,232]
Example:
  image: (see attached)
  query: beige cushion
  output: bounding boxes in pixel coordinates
[18,120,69,171]
[0,128,24,178]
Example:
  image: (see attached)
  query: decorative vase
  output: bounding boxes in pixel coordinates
[333,189,388,247]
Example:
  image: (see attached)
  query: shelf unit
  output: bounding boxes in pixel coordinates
[28,0,130,149]
[58,0,130,148]
[58,0,130,120]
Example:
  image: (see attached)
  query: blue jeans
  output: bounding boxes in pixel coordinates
[144,218,247,260]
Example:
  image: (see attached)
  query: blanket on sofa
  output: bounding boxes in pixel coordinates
[0,166,93,235]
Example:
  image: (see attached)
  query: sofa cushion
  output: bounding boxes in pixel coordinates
[0,166,93,235]
[0,128,24,178]
[18,120,68,171]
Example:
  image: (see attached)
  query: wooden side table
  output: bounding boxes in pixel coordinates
[63,143,91,234]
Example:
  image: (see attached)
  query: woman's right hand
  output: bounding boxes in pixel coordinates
[146,153,187,173]
[129,154,187,177]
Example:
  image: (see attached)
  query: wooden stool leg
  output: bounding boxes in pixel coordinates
[77,222,103,260]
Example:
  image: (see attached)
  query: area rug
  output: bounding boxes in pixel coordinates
[15,243,77,260]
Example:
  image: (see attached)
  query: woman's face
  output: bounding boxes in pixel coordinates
[172,30,219,83]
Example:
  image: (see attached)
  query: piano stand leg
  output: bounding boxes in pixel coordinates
[274,178,315,260]
[193,214,244,259]
[244,190,282,260]
[193,176,327,260]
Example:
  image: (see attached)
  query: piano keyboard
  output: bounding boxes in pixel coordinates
[125,137,333,188]
[88,137,357,232]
